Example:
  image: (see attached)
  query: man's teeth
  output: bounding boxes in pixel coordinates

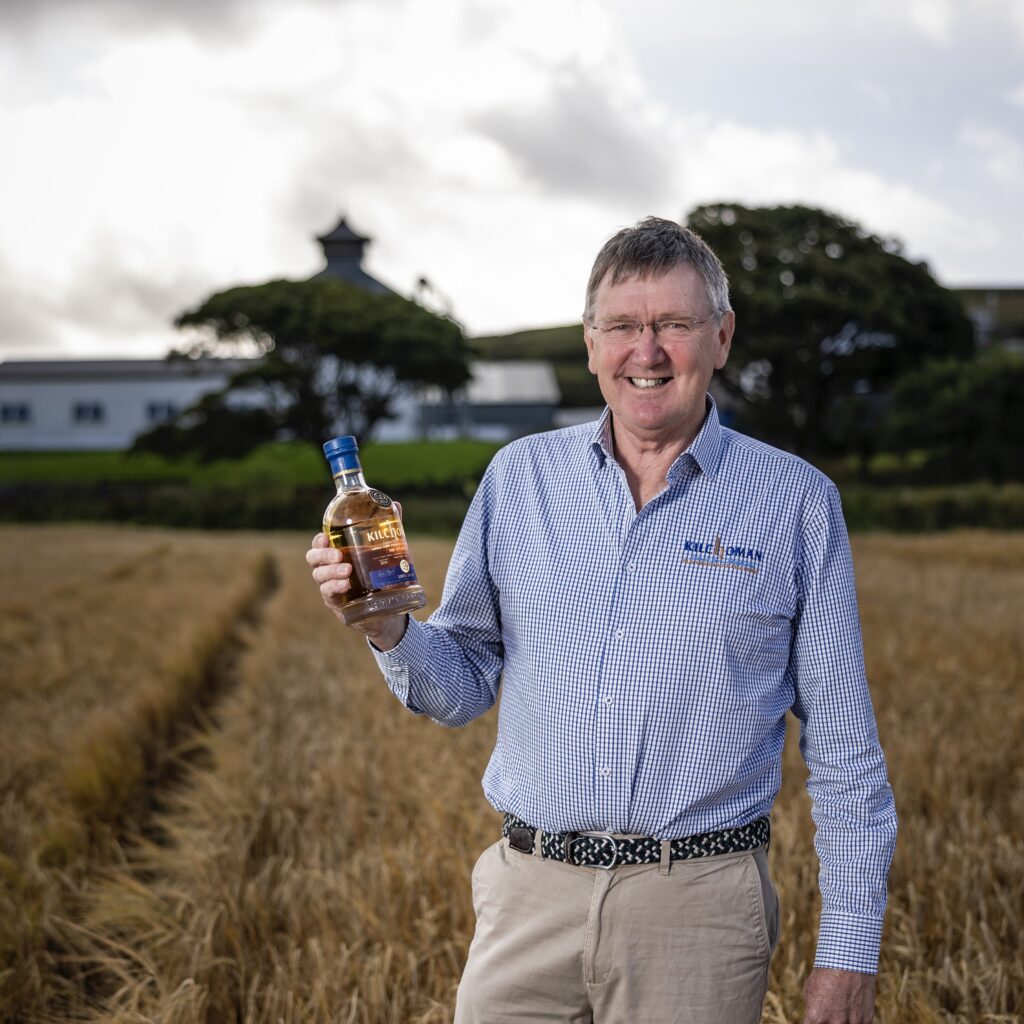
[629,377,669,388]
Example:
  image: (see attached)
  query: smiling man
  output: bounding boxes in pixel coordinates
[307,217,897,1024]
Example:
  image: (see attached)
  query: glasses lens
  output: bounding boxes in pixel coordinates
[598,322,640,341]
[659,322,695,341]
[594,318,703,341]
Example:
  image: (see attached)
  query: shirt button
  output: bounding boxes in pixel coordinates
[614,628,625,640]
[603,696,613,706]
[626,562,636,573]
[599,767,611,777]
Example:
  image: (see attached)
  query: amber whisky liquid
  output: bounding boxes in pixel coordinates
[322,440,426,627]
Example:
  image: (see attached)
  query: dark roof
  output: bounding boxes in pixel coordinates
[311,265,394,294]
[0,358,255,383]
[315,217,370,246]
[953,287,1024,324]
[313,215,396,295]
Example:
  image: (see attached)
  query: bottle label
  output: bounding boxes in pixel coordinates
[328,517,418,596]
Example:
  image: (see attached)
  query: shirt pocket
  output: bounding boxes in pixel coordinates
[675,561,796,688]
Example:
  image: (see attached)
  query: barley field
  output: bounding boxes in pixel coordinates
[0,525,1021,1023]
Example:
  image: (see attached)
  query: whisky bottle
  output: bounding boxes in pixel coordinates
[322,435,426,626]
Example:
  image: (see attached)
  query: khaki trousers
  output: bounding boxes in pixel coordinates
[454,837,779,1024]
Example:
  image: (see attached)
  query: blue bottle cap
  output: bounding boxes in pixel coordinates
[323,435,362,475]
[323,435,359,458]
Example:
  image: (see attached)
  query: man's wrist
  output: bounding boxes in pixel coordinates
[363,613,409,652]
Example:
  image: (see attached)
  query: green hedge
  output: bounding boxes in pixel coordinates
[0,440,499,535]
[3,438,1022,534]
[0,440,500,490]
[0,482,472,535]
[3,480,1022,534]
[839,482,1024,531]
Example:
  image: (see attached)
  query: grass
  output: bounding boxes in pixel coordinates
[474,323,585,361]
[474,323,604,407]
[0,527,1022,1021]
[0,440,501,492]
[0,442,501,534]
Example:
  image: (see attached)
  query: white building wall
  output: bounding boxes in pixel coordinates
[0,373,230,450]
[369,395,421,442]
[0,359,561,450]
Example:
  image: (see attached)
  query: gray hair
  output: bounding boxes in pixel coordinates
[583,216,731,321]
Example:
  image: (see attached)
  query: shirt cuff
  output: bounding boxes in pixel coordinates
[368,616,432,712]
[814,911,884,973]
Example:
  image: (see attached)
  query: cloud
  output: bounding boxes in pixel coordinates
[474,65,674,205]
[0,0,299,40]
[0,262,61,351]
[665,119,991,281]
[898,0,1024,47]
[960,122,1024,185]
[0,0,1021,355]
[906,0,956,43]
[0,228,221,358]
[1006,82,1024,109]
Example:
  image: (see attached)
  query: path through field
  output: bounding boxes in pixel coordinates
[1,527,1021,1023]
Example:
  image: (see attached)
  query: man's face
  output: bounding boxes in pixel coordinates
[583,264,734,448]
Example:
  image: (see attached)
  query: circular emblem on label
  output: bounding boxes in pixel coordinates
[400,559,410,573]
[369,489,392,508]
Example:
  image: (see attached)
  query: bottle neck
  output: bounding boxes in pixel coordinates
[333,467,367,492]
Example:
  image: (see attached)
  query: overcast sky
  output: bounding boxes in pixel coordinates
[2,0,1023,358]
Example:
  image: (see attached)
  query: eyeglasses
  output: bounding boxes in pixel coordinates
[588,316,716,343]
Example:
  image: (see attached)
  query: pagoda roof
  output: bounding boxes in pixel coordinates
[316,216,370,245]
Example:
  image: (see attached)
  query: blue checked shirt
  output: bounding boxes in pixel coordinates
[372,397,897,973]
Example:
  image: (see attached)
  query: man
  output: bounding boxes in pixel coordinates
[307,217,897,1023]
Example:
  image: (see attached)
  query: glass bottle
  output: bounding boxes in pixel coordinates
[322,435,426,626]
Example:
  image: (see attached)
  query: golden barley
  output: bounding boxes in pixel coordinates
[0,525,275,1020]
[1,527,1021,1023]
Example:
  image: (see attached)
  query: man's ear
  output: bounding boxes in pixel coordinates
[714,311,735,370]
[583,321,598,375]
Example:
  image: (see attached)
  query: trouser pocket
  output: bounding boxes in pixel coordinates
[747,846,780,957]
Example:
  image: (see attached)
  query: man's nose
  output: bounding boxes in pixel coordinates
[634,323,666,360]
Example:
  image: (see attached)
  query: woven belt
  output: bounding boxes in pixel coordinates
[502,813,769,869]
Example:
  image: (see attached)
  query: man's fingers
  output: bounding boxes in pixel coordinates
[306,542,344,567]
[320,577,351,601]
[311,561,351,583]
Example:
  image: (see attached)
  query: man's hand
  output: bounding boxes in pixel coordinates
[802,967,875,1024]
[305,532,407,651]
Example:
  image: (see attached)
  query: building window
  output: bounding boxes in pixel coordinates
[1,403,31,423]
[146,401,179,424]
[73,402,106,424]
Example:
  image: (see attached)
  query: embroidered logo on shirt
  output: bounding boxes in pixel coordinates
[683,536,763,574]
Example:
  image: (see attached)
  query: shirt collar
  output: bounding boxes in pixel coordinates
[589,406,615,465]
[588,394,725,482]
[682,394,725,481]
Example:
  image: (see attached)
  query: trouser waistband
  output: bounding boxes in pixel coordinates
[502,814,770,869]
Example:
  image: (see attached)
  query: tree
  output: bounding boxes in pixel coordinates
[883,349,1024,483]
[131,393,278,463]
[135,277,472,460]
[685,203,975,458]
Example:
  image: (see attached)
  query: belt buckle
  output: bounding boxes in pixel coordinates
[508,826,533,854]
[567,832,618,870]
